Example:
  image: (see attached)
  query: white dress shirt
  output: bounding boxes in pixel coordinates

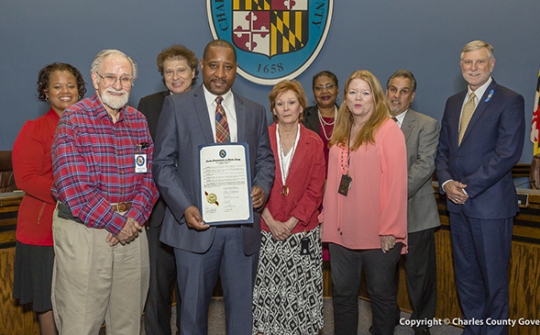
[203,86,238,142]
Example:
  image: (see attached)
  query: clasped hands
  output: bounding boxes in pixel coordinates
[106,217,143,246]
[183,186,266,231]
[444,180,469,205]
[267,216,299,241]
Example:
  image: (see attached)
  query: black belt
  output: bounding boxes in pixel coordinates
[56,202,83,223]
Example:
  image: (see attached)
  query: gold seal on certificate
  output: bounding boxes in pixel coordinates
[199,143,253,225]
[205,191,219,206]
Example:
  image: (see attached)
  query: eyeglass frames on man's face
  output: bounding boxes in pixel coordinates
[314,84,336,91]
[96,72,133,88]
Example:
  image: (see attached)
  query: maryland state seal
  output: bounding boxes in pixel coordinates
[207,0,334,85]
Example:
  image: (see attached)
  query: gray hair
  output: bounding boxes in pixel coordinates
[90,49,138,78]
[460,40,494,61]
[386,69,417,92]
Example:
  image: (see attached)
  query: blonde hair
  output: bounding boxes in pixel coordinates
[461,40,494,61]
[330,70,390,150]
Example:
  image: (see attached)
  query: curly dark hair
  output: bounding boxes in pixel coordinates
[37,63,86,102]
[156,44,199,87]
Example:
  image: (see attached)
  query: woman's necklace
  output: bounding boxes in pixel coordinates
[277,124,300,196]
[317,106,337,140]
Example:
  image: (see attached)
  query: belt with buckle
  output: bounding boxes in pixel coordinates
[111,202,132,212]
[56,201,132,223]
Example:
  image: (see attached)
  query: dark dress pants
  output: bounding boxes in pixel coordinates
[403,228,437,322]
[145,222,180,335]
[174,226,258,335]
[330,242,402,335]
[450,212,513,335]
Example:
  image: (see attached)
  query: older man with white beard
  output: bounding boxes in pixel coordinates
[51,49,158,335]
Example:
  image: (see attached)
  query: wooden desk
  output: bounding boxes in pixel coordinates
[0,192,23,246]
[0,191,40,335]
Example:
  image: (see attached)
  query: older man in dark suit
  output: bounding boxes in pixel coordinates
[152,39,275,335]
[386,70,440,335]
[138,44,198,335]
[436,40,525,335]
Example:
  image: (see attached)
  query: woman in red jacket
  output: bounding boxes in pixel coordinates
[12,63,85,335]
[252,80,326,335]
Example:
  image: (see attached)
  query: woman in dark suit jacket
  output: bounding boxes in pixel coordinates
[303,70,339,164]
[303,71,339,262]
[252,80,326,335]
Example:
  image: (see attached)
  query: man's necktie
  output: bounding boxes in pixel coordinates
[458,92,476,145]
[215,96,230,143]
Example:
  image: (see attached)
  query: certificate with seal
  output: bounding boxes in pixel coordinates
[199,142,253,225]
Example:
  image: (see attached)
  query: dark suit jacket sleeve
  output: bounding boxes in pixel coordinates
[408,116,440,198]
[435,98,454,194]
[252,104,275,201]
[152,97,193,223]
[302,106,320,134]
[137,97,147,114]
[137,92,167,142]
[461,94,525,198]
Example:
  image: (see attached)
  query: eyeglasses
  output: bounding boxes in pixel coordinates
[164,68,190,77]
[96,72,134,88]
[314,84,336,91]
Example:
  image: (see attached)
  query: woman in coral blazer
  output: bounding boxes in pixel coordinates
[321,70,408,335]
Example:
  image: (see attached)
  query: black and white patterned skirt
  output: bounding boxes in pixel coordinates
[252,227,323,334]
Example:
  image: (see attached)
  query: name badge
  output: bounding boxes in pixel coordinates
[135,154,147,173]
[338,174,352,196]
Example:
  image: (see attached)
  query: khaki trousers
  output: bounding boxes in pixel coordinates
[51,208,149,335]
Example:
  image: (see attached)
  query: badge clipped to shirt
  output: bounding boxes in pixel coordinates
[135,142,149,173]
[338,174,352,196]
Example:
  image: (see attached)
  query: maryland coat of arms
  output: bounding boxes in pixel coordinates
[207,0,333,85]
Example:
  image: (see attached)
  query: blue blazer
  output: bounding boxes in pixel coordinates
[152,85,275,255]
[435,79,525,219]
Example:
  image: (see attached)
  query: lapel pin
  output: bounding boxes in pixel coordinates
[484,89,494,103]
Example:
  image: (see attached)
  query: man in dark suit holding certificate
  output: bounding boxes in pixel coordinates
[152,39,274,335]
[436,40,525,335]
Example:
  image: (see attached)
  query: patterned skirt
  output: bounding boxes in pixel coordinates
[252,227,323,335]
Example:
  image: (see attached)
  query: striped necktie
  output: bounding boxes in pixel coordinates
[458,92,476,145]
[215,96,230,143]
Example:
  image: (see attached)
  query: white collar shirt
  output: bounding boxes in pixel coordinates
[460,77,492,120]
[393,109,408,129]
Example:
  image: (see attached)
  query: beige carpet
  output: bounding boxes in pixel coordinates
[206,298,462,335]
[100,297,462,334]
